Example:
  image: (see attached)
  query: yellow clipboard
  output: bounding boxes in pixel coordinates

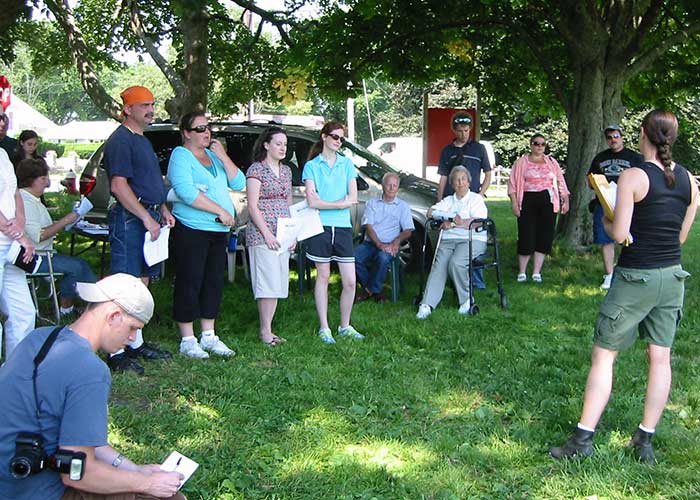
[588,173,632,246]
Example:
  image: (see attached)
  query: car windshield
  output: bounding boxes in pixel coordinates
[340,140,404,184]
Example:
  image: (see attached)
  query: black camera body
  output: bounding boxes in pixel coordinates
[10,432,86,480]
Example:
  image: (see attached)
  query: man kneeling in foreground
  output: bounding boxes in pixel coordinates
[0,273,185,500]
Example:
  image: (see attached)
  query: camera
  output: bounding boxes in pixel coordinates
[10,432,86,480]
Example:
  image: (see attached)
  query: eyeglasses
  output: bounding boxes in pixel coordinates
[531,141,546,146]
[453,117,471,125]
[606,133,621,140]
[187,124,211,133]
[327,133,344,141]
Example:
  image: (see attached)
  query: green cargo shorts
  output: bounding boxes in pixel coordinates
[594,265,690,351]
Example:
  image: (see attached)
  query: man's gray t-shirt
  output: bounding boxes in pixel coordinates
[0,326,111,500]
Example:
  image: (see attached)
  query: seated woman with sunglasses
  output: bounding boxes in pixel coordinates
[508,134,569,283]
[167,112,245,359]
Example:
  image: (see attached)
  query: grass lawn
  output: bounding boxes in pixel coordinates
[50,194,700,500]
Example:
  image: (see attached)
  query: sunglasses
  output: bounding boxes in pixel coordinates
[326,133,344,141]
[187,124,211,133]
[606,133,621,140]
[453,117,472,125]
[531,141,546,146]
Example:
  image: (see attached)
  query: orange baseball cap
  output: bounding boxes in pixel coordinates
[120,86,154,105]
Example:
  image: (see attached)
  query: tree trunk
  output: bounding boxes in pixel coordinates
[165,1,209,118]
[557,43,627,248]
[45,0,121,121]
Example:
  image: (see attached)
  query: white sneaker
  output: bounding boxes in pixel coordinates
[517,273,527,283]
[416,304,432,319]
[200,334,235,357]
[532,273,543,283]
[180,339,209,359]
[600,273,613,290]
[458,302,471,315]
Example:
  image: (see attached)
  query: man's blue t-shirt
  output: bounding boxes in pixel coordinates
[0,327,111,500]
[104,125,166,205]
[437,141,491,197]
[302,153,357,227]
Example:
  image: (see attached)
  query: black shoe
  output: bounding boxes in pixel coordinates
[550,427,595,459]
[126,342,172,361]
[354,288,372,304]
[629,428,656,465]
[107,352,145,376]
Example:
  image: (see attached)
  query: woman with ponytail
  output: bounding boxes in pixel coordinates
[550,110,698,464]
[302,121,364,344]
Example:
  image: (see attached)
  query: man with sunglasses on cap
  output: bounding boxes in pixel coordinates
[0,274,186,500]
[102,86,175,375]
[587,124,643,290]
[436,111,492,289]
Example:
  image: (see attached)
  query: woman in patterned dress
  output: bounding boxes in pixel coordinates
[246,127,295,346]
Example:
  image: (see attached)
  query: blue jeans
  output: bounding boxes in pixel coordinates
[354,241,395,294]
[108,203,162,279]
[472,267,486,289]
[37,253,96,300]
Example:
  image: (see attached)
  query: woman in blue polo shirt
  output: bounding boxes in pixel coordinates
[302,122,365,344]
[167,111,245,359]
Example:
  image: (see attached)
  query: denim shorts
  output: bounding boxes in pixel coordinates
[108,203,162,279]
[592,204,615,245]
[594,265,689,350]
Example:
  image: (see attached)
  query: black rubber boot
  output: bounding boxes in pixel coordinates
[629,428,656,465]
[550,427,595,459]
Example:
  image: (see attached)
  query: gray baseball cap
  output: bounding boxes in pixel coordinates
[604,124,622,134]
[77,273,154,323]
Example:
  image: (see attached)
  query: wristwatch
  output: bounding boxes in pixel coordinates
[450,221,457,229]
[112,454,125,468]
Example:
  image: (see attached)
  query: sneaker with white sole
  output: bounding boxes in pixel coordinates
[416,304,432,319]
[458,302,472,315]
[200,334,235,356]
[600,273,613,290]
[318,328,336,344]
[338,325,365,340]
[180,338,209,359]
[532,273,543,283]
[517,273,527,283]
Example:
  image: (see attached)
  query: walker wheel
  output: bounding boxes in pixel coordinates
[468,305,480,316]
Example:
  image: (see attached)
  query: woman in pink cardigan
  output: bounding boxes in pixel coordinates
[508,134,570,283]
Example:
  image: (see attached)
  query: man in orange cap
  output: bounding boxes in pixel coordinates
[102,85,176,375]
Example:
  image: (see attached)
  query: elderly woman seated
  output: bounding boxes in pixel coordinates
[16,158,96,316]
[416,166,488,319]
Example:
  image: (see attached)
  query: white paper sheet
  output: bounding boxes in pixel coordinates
[65,197,95,232]
[73,220,109,235]
[275,217,300,254]
[160,451,199,489]
[143,225,170,266]
[287,200,323,241]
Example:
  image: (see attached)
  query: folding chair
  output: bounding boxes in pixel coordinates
[26,251,65,325]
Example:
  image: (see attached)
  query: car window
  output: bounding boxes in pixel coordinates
[341,141,402,185]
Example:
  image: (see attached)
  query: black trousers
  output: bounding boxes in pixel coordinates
[172,222,228,323]
[517,190,556,255]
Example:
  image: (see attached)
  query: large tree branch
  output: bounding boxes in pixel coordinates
[618,0,664,63]
[228,0,297,47]
[43,0,121,120]
[626,20,700,79]
[128,0,185,97]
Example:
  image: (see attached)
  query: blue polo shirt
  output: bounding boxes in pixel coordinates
[302,153,356,228]
[104,125,166,205]
[438,141,491,197]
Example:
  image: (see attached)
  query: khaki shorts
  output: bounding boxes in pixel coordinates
[249,244,290,299]
[594,265,689,351]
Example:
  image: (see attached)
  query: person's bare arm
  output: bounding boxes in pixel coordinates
[304,180,353,210]
[679,169,699,244]
[479,171,492,196]
[437,175,447,201]
[61,445,182,498]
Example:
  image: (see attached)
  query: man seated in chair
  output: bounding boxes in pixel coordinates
[354,172,414,303]
[17,158,96,317]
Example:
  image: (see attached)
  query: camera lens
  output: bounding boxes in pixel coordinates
[10,457,32,479]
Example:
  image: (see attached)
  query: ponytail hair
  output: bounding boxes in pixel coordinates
[641,109,678,188]
[307,121,346,161]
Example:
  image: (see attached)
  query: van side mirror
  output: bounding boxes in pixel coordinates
[356,177,369,191]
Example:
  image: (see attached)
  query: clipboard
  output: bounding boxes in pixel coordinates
[587,173,632,246]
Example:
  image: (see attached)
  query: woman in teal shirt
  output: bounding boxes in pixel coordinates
[302,121,365,344]
[167,111,245,359]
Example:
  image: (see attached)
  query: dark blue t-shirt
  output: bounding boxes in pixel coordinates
[437,141,491,197]
[104,125,166,205]
[0,327,110,500]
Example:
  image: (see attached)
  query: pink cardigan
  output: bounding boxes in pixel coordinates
[508,154,570,212]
